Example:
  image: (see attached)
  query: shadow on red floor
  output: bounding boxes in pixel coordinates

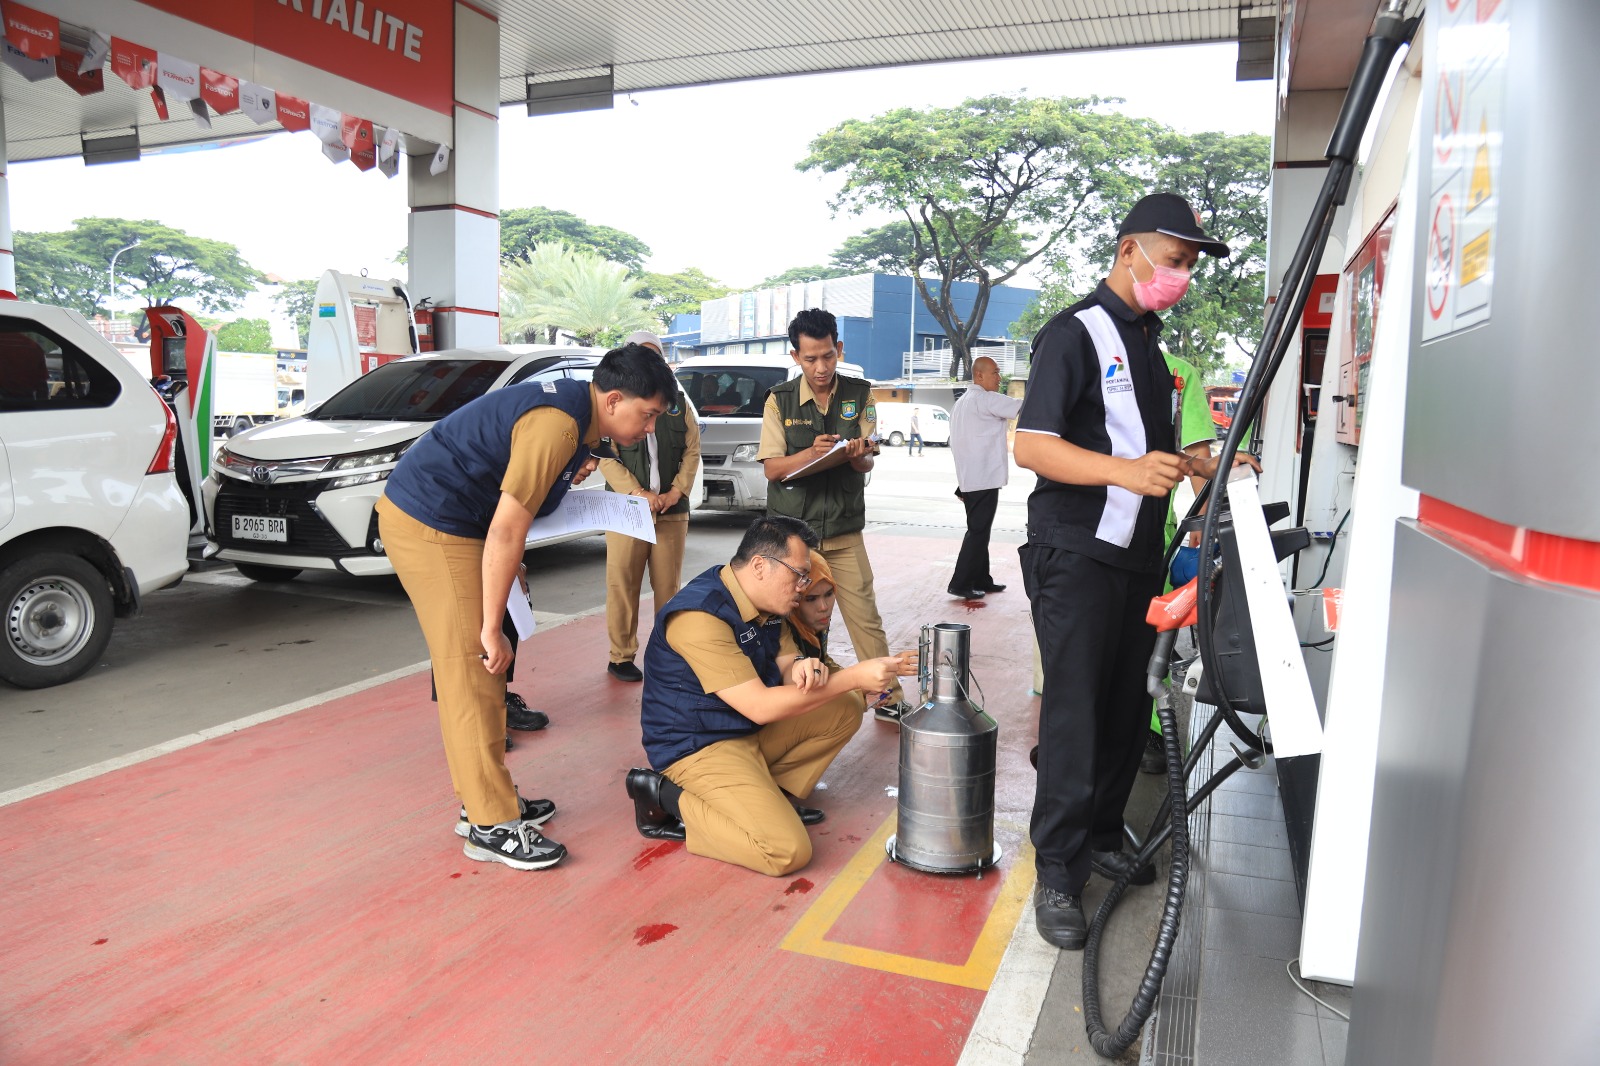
[1,534,1041,1064]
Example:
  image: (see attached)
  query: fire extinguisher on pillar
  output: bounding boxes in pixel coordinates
[412,298,435,353]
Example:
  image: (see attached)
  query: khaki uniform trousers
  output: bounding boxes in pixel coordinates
[820,533,904,702]
[663,691,865,876]
[604,514,688,664]
[376,497,519,826]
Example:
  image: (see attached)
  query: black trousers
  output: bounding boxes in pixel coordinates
[1021,543,1163,895]
[951,488,999,591]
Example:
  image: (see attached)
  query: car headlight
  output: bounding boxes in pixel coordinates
[732,444,759,462]
[324,441,414,489]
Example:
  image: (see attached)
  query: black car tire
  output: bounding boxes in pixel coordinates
[0,553,116,689]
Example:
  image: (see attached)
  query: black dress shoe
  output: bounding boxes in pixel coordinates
[1033,884,1086,950]
[979,583,1007,594]
[1091,848,1156,886]
[790,803,825,826]
[946,586,985,599]
[505,692,549,732]
[608,660,644,683]
[625,768,687,840]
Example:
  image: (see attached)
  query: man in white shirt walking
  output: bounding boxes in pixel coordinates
[948,355,1023,598]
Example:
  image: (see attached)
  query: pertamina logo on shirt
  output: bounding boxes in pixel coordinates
[1104,355,1134,396]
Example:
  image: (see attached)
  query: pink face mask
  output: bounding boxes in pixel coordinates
[1128,241,1191,312]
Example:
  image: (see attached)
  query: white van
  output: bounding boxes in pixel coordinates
[674,353,867,511]
[873,402,951,447]
[0,300,191,688]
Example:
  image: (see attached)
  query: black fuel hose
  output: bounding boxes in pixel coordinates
[1196,5,1417,754]
[1077,8,1418,1058]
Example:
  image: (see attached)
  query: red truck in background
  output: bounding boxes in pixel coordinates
[1206,385,1240,432]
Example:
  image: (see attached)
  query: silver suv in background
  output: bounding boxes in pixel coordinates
[675,354,866,512]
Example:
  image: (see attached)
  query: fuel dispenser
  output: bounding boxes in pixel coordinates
[304,270,418,408]
[142,305,214,547]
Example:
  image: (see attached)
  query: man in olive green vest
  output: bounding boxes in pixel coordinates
[758,308,910,722]
[601,332,702,682]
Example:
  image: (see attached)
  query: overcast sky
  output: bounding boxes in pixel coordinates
[7,41,1274,310]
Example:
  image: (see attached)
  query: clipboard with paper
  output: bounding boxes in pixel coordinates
[781,433,882,482]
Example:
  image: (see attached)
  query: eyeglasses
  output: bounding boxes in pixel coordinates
[760,555,812,589]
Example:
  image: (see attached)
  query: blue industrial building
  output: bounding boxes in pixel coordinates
[670,273,1038,382]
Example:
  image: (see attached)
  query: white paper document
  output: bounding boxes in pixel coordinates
[506,582,536,641]
[527,490,656,544]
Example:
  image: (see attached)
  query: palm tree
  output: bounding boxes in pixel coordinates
[500,243,655,346]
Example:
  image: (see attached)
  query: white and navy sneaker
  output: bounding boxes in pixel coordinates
[463,821,567,871]
[874,701,912,724]
[454,795,556,838]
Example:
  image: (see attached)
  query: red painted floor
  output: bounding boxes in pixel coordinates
[1,534,1041,1065]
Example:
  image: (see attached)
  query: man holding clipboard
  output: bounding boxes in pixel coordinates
[757,308,911,722]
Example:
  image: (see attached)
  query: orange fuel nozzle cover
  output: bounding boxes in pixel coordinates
[1146,578,1199,632]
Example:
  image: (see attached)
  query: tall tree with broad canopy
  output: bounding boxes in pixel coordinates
[755,264,853,288]
[216,318,274,353]
[1009,129,1270,382]
[637,267,734,331]
[498,207,652,275]
[800,96,1156,379]
[14,217,262,317]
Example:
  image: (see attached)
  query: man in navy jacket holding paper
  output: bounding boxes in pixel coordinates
[378,343,677,871]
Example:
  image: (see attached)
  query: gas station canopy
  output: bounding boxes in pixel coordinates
[0,0,1377,164]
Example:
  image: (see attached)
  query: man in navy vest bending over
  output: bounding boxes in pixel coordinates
[627,515,916,876]
[378,343,677,872]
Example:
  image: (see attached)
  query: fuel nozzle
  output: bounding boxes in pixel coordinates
[1146,578,1200,699]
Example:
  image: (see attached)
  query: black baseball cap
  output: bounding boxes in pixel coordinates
[1117,193,1231,258]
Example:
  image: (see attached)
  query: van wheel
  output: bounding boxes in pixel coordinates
[234,563,302,583]
[888,431,905,447]
[0,554,115,689]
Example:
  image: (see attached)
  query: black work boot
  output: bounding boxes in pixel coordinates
[1033,883,1087,950]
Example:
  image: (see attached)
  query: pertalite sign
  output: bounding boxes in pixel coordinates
[140,0,452,115]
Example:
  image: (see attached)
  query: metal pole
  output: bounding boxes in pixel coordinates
[107,238,141,322]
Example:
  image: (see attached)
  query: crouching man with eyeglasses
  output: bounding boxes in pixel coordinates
[625,515,916,876]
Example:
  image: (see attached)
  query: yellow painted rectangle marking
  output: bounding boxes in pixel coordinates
[779,813,1034,991]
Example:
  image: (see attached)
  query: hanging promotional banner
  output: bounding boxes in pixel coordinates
[149,84,170,121]
[377,149,398,178]
[321,140,350,165]
[429,142,449,176]
[309,102,342,146]
[240,80,276,124]
[135,0,454,117]
[339,115,374,152]
[377,125,400,163]
[79,31,107,74]
[351,145,376,171]
[110,37,157,89]
[1,38,52,81]
[275,92,310,132]
[200,68,240,113]
[2,1,60,59]
[157,52,201,100]
[188,97,212,129]
[54,49,103,95]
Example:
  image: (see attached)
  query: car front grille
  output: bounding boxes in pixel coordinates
[214,479,357,556]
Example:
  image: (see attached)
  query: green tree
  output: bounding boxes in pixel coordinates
[216,318,274,353]
[1011,130,1270,381]
[800,95,1157,378]
[754,264,852,288]
[271,278,320,348]
[499,207,652,274]
[14,218,262,316]
[501,243,655,346]
[637,267,733,330]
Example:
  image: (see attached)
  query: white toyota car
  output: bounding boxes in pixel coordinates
[204,346,678,582]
